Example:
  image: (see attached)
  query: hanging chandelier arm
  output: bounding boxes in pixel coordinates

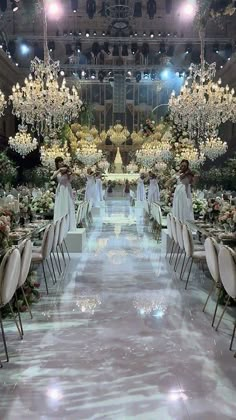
[41,0,50,65]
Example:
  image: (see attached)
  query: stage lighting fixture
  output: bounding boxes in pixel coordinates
[90,70,96,79]
[122,45,128,56]
[143,31,147,37]
[20,43,30,55]
[143,70,150,79]
[85,30,90,38]
[46,1,63,20]
[135,71,141,82]
[134,32,138,37]
[76,42,81,52]
[150,31,154,38]
[0,0,7,13]
[131,43,138,55]
[11,1,18,12]
[78,30,82,36]
[151,70,156,80]
[104,42,111,55]
[127,70,132,77]
[102,31,106,36]
[161,68,170,79]
[158,32,161,37]
[147,0,157,19]
[213,42,219,53]
[112,45,119,56]
[185,43,192,54]
[60,70,65,76]
[71,0,78,13]
[93,31,97,36]
[134,1,142,17]
[159,42,166,54]
[81,70,86,77]
[48,41,55,52]
[98,70,105,82]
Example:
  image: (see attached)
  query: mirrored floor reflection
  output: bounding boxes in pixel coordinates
[0,200,235,420]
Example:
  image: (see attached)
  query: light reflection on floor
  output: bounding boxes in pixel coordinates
[0,200,236,419]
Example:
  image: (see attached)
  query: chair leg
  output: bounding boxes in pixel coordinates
[180,256,190,281]
[0,310,9,362]
[52,252,61,275]
[212,290,221,327]
[49,254,57,284]
[203,282,215,313]
[169,241,175,263]
[170,242,178,264]
[180,253,186,280]
[42,261,49,294]
[8,302,23,339]
[14,290,24,337]
[60,244,66,266]
[56,249,62,274]
[63,239,71,260]
[46,259,56,285]
[215,295,231,331]
[21,287,33,319]
[229,322,236,351]
[174,247,182,272]
[185,258,193,290]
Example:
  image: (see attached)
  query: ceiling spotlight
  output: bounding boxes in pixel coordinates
[135,71,141,83]
[15,62,19,66]
[213,43,219,53]
[161,69,170,80]
[11,1,18,12]
[20,43,30,55]
[60,70,65,76]
[143,31,146,37]
[46,1,63,20]
[220,65,223,68]
[78,30,82,35]
[185,43,192,54]
[150,31,154,38]
[85,31,90,38]
[158,32,161,37]
[143,70,150,79]
[134,31,138,37]
[181,3,196,18]
[71,0,78,12]
[93,31,97,36]
[90,70,96,79]
[81,70,86,77]
[127,70,132,77]
[102,31,106,36]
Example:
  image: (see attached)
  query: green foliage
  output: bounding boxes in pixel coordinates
[0,153,17,186]
[23,166,50,187]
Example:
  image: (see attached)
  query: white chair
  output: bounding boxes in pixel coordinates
[57,216,67,269]
[175,219,185,274]
[170,214,178,265]
[216,246,236,351]
[17,239,33,326]
[0,248,22,362]
[51,218,62,276]
[31,224,55,294]
[203,237,222,326]
[182,224,206,289]
[63,214,71,260]
[166,213,174,260]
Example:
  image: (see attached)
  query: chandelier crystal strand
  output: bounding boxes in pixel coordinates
[9,0,82,137]
[0,89,6,116]
[9,125,38,158]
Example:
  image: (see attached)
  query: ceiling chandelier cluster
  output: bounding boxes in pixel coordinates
[107,124,130,146]
[0,89,6,116]
[9,0,81,137]
[168,29,235,146]
[9,125,38,158]
[40,143,71,169]
[76,142,103,166]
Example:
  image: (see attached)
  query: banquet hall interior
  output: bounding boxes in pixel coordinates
[0,0,236,419]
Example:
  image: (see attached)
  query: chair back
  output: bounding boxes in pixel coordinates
[218,246,236,299]
[52,219,61,252]
[166,213,172,239]
[18,239,33,287]
[176,219,184,250]
[0,248,21,306]
[58,216,66,245]
[182,224,194,257]
[42,224,54,258]
[204,237,220,283]
[170,214,177,243]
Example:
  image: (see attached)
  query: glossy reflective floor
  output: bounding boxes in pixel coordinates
[0,200,236,420]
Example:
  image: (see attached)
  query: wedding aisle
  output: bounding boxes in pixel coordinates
[0,200,235,419]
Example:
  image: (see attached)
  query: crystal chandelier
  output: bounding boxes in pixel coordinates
[107,124,130,146]
[97,158,110,172]
[76,142,102,166]
[40,143,71,169]
[169,28,235,143]
[9,0,81,137]
[175,144,206,168]
[0,89,6,116]
[200,136,228,161]
[131,131,144,146]
[126,161,138,173]
[9,125,38,158]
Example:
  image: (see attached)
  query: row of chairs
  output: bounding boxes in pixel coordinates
[76,201,92,227]
[0,214,71,365]
[166,213,236,355]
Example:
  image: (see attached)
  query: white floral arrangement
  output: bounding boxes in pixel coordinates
[192,194,208,215]
[30,191,55,214]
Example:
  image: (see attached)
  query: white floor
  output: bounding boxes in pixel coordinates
[0,200,236,419]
